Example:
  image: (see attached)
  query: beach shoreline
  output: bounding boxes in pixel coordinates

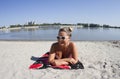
[0,41,120,79]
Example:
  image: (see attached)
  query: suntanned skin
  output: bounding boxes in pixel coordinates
[48,31,78,66]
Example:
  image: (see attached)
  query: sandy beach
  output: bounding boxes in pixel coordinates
[0,41,120,79]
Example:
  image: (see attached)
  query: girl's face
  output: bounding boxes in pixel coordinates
[57,31,70,45]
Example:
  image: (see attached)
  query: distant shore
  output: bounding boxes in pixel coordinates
[0,26,39,30]
[1,23,120,31]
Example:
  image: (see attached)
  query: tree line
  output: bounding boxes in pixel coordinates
[77,23,120,28]
[0,22,120,29]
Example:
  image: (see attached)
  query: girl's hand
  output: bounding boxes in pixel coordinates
[69,58,77,64]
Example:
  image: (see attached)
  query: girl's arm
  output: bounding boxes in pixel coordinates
[48,44,56,64]
[71,42,78,62]
[63,42,78,64]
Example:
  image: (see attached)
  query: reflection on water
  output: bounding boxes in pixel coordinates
[0,27,120,40]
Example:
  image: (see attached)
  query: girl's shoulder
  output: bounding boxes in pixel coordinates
[69,41,75,46]
[51,42,59,47]
[69,41,77,49]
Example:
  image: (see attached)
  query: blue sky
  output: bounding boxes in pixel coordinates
[0,0,120,27]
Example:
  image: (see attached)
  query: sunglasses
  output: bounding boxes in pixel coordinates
[57,36,67,40]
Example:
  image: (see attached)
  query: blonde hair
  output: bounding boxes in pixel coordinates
[59,27,73,37]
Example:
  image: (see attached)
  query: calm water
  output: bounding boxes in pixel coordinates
[0,28,120,41]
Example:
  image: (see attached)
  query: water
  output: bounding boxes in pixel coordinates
[0,27,120,41]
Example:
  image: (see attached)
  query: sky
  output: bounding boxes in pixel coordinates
[0,0,120,27]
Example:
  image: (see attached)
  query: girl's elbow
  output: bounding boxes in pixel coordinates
[48,59,52,63]
[48,59,54,64]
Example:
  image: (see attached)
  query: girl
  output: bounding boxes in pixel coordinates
[49,27,79,66]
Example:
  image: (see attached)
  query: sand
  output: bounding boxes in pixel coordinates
[0,41,120,79]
